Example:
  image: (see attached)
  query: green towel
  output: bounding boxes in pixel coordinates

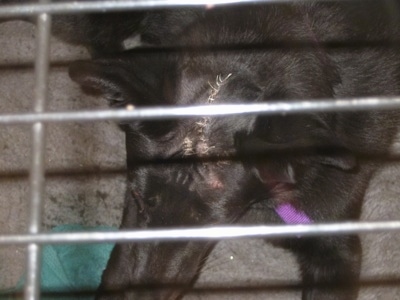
[1,224,116,300]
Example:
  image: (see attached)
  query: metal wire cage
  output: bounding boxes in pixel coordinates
[1,0,400,299]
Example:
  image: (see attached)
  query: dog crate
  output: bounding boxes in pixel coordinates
[0,0,400,299]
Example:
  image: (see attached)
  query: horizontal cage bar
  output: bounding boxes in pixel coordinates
[1,222,400,245]
[0,96,400,125]
[0,0,344,17]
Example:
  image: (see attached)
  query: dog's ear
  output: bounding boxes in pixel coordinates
[68,52,171,107]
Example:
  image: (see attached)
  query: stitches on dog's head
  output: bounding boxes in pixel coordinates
[182,73,232,158]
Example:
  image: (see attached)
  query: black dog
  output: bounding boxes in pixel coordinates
[3,0,400,299]
[66,2,400,299]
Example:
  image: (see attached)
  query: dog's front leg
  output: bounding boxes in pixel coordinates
[95,163,253,300]
[95,184,214,300]
[293,235,361,300]
[97,240,212,300]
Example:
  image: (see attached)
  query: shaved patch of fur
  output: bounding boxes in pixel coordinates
[182,73,232,157]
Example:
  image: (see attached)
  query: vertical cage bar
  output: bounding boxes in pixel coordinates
[24,2,51,300]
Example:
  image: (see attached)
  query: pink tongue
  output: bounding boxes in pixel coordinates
[275,203,312,224]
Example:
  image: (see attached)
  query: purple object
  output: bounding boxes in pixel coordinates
[275,203,312,224]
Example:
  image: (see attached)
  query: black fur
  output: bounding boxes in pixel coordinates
[67,2,400,299]
[4,0,400,299]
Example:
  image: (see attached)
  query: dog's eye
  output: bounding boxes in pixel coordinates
[147,195,161,208]
[108,99,128,108]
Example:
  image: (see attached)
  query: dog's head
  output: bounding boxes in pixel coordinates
[69,45,357,222]
[68,46,363,297]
